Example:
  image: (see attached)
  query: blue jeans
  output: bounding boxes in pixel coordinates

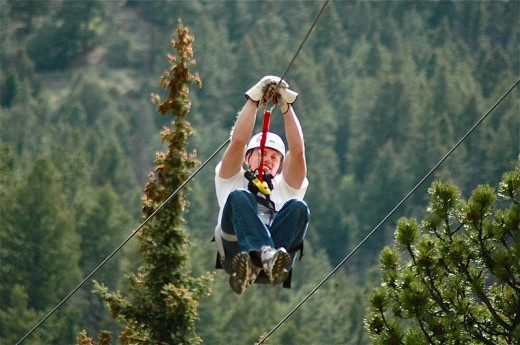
[220,189,310,267]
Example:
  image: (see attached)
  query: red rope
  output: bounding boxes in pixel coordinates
[257,109,271,182]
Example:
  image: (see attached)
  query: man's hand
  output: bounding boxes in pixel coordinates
[245,75,289,103]
[274,87,298,113]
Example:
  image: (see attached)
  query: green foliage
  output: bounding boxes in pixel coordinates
[0,67,21,107]
[26,1,106,71]
[5,0,52,33]
[0,285,41,345]
[76,330,112,345]
[366,158,520,344]
[0,158,82,343]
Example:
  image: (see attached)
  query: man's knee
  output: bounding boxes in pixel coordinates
[228,189,254,204]
[285,199,310,219]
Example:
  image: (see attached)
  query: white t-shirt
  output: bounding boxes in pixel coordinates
[214,161,309,255]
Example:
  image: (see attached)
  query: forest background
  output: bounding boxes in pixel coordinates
[0,1,518,344]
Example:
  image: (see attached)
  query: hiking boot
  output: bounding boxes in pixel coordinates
[261,246,292,285]
[229,252,255,294]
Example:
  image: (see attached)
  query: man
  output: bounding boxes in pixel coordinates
[214,76,310,294]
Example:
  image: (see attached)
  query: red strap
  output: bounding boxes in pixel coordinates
[258,109,271,182]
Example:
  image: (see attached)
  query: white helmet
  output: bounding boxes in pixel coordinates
[246,132,286,158]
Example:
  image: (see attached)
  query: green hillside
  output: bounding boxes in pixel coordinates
[0,1,518,344]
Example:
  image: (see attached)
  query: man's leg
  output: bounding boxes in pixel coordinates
[220,189,274,252]
[220,189,273,293]
[269,199,310,262]
[256,199,309,285]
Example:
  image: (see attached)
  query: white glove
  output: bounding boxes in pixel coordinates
[275,87,298,113]
[245,75,289,102]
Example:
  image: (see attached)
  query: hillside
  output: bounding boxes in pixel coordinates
[0,1,518,343]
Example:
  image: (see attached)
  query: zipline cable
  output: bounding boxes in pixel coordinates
[15,138,230,345]
[258,78,520,344]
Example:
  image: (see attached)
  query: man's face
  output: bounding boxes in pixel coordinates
[246,147,282,176]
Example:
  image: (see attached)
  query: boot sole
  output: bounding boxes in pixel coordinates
[229,252,253,294]
[269,250,292,285]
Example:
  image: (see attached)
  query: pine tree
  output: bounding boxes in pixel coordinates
[1,157,82,343]
[0,285,42,345]
[365,157,520,344]
[77,20,212,345]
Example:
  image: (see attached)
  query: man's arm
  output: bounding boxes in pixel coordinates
[219,99,258,179]
[282,105,307,189]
